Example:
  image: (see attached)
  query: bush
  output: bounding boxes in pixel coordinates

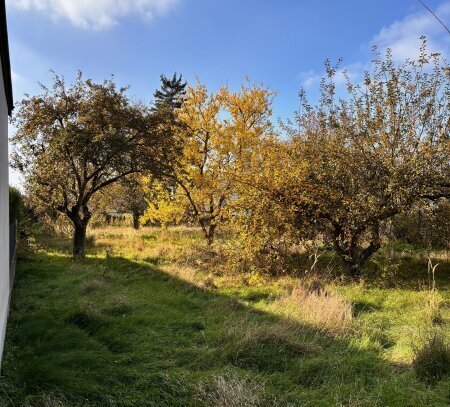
[413,332,450,384]
[9,186,23,224]
[391,200,450,250]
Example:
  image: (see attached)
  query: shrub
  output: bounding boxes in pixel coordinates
[9,186,23,224]
[413,332,450,384]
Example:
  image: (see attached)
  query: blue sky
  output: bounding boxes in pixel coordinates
[7,0,450,187]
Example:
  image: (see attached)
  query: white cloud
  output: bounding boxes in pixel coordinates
[297,1,450,90]
[11,70,22,84]
[334,63,364,86]
[371,1,450,61]
[297,70,321,88]
[298,63,364,89]
[8,0,180,30]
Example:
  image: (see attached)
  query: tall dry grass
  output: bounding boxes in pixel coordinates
[423,290,445,326]
[218,313,320,358]
[197,372,264,407]
[413,332,450,384]
[271,284,353,335]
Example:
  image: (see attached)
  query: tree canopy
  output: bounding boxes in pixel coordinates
[143,80,275,244]
[12,39,450,279]
[12,72,177,256]
[152,73,187,111]
[276,41,450,277]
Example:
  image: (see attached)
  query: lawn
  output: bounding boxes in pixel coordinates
[0,227,449,406]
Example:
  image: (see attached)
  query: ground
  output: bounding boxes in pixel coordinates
[0,227,449,406]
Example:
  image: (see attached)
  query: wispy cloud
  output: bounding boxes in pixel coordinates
[11,70,23,84]
[8,0,180,30]
[9,40,55,103]
[297,1,450,90]
[371,1,450,61]
[298,63,364,90]
[297,70,321,88]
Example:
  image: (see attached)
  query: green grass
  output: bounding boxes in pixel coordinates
[0,227,449,406]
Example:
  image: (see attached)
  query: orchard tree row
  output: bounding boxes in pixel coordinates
[12,39,449,278]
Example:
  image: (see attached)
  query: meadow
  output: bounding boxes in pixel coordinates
[0,226,449,407]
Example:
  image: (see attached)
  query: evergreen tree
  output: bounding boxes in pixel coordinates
[153,73,187,111]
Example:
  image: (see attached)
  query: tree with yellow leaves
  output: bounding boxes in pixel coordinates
[143,80,275,244]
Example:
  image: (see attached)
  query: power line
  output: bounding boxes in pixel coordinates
[417,0,450,35]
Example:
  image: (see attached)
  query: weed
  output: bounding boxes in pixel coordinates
[65,299,105,331]
[219,315,319,372]
[413,332,450,384]
[423,291,445,326]
[105,295,132,315]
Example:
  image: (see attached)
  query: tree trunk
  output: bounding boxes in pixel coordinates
[73,220,87,258]
[206,224,216,246]
[133,212,140,230]
[199,218,216,246]
[344,260,363,280]
[332,224,381,280]
[332,238,359,279]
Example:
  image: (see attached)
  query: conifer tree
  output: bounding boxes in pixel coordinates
[153,73,187,111]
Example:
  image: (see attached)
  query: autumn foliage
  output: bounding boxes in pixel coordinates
[12,40,449,278]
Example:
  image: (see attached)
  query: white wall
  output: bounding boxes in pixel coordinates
[0,60,10,365]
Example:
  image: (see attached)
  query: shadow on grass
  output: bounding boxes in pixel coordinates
[1,239,447,406]
[286,249,450,291]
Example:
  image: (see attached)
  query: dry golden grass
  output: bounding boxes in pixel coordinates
[90,226,223,290]
[80,278,105,294]
[218,312,321,362]
[271,284,353,335]
[91,226,205,261]
[423,291,445,326]
[22,394,67,407]
[196,372,264,407]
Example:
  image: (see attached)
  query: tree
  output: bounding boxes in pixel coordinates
[280,39,449,278]
[392,199,450,252]
[152,73,187,111]
[225,137,305,274]
[100,175,148,229]
[11,72,174,257]
[9,186,23,224]
[143,80,275,244]
[141,176,191,226]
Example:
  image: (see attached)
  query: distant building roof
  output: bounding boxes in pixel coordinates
[0,0,12,115]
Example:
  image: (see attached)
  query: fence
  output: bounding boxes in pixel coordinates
[9,219,17,289]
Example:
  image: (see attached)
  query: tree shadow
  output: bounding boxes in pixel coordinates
[286,249,450,291]
[352,300,383,317]
[1,245,446,406]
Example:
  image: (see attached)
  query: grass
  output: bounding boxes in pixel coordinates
[0,226,449,406]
